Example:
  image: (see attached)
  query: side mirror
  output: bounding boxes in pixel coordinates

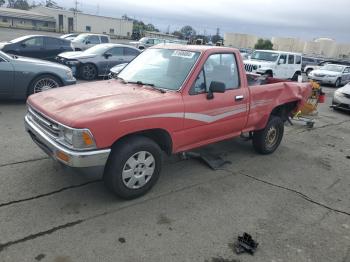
[85,40,90,45]
[21,43,27,48]
[278,58,285,65]
[207,81,225,100]
[104,52,112,59]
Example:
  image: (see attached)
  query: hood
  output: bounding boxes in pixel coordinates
[336,85,350,95]
[14,56,70,70]
[27,80,178,127]
[57,51,95,60]
[244,59,275,67]
[311,69,341,76]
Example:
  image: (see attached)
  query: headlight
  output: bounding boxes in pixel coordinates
[59,126,96,150]
[66,60,80,66]
[65,70,74,80]
[335,90,344,97]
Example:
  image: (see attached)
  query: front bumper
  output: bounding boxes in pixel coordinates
[331,94,350,111]
[309,76,338,85]
[24,114,111,167]
[63,78,77,86]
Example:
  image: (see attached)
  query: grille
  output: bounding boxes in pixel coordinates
[28,107,61,138]
[244,63,257,72]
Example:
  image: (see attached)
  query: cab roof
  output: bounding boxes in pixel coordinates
[151,44,239,54]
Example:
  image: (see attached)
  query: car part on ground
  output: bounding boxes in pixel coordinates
[0,51,75,99]
[56,44,140,80]
[234,233,259,255]
[0,35,73,61]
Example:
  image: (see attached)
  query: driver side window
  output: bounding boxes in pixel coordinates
[191,53,240,95]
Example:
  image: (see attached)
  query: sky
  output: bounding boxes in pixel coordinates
[59,0,350,43]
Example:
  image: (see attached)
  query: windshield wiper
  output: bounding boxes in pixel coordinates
[127,81,166,93]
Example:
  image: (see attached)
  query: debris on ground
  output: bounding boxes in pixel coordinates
[180,152,231,170]
[118,237,126,243]
[207,257,240,262]
[234,233,259,255]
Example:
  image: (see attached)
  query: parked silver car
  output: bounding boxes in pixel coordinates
[71,33,110,51]
[56,44,140,80]
[0,51,75,99]
[332,83,350,111]
[308,64,350,87]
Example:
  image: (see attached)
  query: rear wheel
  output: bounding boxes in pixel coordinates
[103,136,163,199]
[306,69,313,76]
[291,72,301,81]
[335,78,342,88]
[28,74,61,96]
[252,116,284,154]
[80,63,98,80]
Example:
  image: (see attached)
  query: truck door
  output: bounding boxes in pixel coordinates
[181,53,249,146]
[287,54,296,79]
[274,54,288,79]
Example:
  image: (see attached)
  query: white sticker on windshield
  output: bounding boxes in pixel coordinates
[172,50,195,59]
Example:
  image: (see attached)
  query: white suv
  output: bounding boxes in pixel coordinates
[71,34,110,51]
[244,50,302,80]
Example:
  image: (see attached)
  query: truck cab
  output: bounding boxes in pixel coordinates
[244,50,302,80]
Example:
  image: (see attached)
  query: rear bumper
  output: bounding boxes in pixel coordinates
[24,114,110,167]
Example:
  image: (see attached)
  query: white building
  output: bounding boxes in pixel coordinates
[32,6,133,38]
[271,37,305,53]
[224,33,258,49]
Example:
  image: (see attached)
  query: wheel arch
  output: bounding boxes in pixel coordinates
[27,73,64,96]
[270,100,299,122]
[111,128,173,156]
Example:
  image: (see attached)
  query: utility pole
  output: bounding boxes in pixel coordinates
[216,27,220,36]
[73,0,79,32]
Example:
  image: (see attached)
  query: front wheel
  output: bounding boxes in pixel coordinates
[103,136,163,199]
[335,78,342,88]
[28,74,61,96]
[80,63,98,80]
[252,116,284,154]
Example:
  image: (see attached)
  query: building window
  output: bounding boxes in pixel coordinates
[2,18,8,23]
[43,22,48,27]
[110,28,114,34]
[86,26,91,32]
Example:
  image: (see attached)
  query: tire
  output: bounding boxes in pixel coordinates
[335,78,342,88]
[252,116,284,154]
[80,63,98,80]
[263,71,273,78]
[28,74,62,96]
[291,72,301,81]
[306,69,313,76]
[103,136,163,199]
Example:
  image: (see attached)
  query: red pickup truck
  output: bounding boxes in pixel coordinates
[25,45,311,199]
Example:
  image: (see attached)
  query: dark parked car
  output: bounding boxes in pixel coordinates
[0,51,76,99]
[56,43,141,80]
[0,35,73,61]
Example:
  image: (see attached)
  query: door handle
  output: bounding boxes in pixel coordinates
[235,95,244,101]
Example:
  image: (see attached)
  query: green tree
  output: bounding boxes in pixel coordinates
[254,38,273,50]
[8,0,30,10]
[0,0,6,7]
[45,0,63,9]
[180,25,196,40]
[211,34,222,44]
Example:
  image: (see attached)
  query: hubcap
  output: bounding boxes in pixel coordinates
[33,78,59,93]
[122,151,155,189]
[82,65,96,80]
[266,126,278,149]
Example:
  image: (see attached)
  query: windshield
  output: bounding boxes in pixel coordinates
[118,48,200,90]
[0,51,12,60]
[251,51,279,62]
[72,35,87,43]
[322,64,344,72]
[9,36,31,43]
[139,37,148,43]
[83,45,111,55]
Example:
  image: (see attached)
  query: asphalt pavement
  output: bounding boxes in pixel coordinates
[0,86,349,262]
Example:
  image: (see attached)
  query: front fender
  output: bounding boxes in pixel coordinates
[257,67,273,74]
